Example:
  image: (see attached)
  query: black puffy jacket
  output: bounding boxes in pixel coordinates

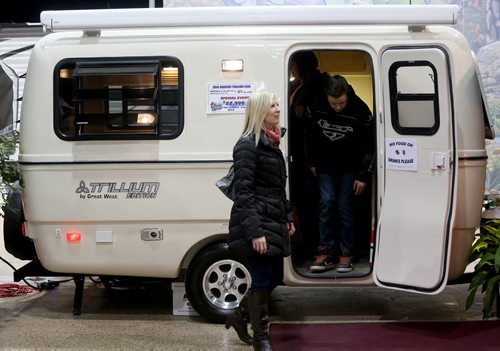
[228,131,293,257]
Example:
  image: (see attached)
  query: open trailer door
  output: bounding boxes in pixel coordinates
[374,46,456,294]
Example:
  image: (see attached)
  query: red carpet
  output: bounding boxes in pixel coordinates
[270,321,500,350]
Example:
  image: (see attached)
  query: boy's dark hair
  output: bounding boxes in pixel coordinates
[292,51,319,78]
[324,75,348,98]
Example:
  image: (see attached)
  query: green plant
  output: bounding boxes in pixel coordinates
[0,131,22,217]
[466,220,500,319]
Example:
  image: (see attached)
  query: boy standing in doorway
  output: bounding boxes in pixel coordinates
[305,75,375,273]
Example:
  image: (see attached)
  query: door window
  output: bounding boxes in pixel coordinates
[389,61,439,135]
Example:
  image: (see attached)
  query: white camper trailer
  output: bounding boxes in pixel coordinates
[2,5,495,322]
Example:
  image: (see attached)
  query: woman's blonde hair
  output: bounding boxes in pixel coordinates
[241,90,277,145]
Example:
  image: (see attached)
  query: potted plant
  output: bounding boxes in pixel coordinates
[0,131,21,216]
[466,219,500,319]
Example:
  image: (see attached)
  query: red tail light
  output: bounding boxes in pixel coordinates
[66,232,81,243]
[21,223,26,237]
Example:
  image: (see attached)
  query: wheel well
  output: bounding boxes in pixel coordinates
[179,235,228,278]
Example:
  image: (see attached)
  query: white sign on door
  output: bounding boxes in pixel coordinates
[386,138,418,171]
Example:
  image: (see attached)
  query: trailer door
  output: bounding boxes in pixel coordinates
[374,47,456,294]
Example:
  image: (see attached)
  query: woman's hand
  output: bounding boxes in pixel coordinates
[288,221,296,236]
[252,236,268,255]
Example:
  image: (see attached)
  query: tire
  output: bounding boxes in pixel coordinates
[185,242,251,323]
[2,181,37,260]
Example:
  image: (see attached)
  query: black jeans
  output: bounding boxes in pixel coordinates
[247,255,284,293]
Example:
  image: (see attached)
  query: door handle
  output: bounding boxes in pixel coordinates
[431,152,447,170]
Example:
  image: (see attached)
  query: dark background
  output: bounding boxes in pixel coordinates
[1,1,160,23]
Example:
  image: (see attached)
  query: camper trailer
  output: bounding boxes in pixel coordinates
[2,5,494,322]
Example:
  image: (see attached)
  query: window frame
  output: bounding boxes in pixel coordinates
[388,60,440,136]
[53,56,184,141]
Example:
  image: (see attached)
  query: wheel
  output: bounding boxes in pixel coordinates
[2,181,37,260]
[185,242,251,323]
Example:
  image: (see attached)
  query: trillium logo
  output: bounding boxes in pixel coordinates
[75,180,90,194]
[75,180,160,200]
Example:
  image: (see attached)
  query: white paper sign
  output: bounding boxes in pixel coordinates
[386,138,418,171]
[207,83,256,114]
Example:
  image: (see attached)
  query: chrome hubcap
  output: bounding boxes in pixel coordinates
[202,259,251,310]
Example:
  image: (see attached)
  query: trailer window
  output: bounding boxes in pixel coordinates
[55,57,183,140]
[388,61,439,135]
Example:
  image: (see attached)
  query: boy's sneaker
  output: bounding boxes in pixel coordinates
[310,254,334,272]
[336,256,353,273]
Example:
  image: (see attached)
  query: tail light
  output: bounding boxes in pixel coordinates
[66,232,81,243]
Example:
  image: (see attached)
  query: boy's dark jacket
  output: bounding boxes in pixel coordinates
[305,85,375,182]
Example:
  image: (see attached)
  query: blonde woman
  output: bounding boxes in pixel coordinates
[225,91,295,351]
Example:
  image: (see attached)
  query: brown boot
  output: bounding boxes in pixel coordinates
[248,291,273,351]
[225,294,252,345]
